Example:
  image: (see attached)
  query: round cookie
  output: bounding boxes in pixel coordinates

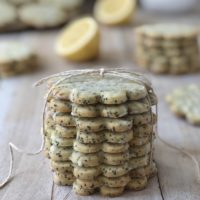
[51,133,74,147]
[101,163,130,178]
[100,174,130,187]
[76,130,105,144]
[53,171,74,186]
[130,155,150,169]
[51,161,73,172]
[133,124,153,137]
[102,152,129,165]
[102,142,129,153]
[129,135,150,146]
[73,140,101,153]
[130,142,151,157]
[104,130,133,143]
[73,181,95,196]
[48,98,71,113]
[100,186,124,197]
[70,151,101,167]
[73,166,101,180]
[53,113,75,127]
[127,176,147,191]
[76,178,100,190]
[19,3,68,28]
[54,125,76,138]
[49,145,72,162]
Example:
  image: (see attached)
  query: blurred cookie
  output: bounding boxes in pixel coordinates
[0,41,36,77]
[19,3,68,28]
[166,84,200,125]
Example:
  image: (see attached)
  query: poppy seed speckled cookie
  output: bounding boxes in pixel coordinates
[166,84,200,125]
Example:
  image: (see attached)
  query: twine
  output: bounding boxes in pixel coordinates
[0,128,44,188]
[1,68,199,194]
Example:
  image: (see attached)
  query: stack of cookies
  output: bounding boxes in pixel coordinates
[134,24,200,74]
[43,69,158,196]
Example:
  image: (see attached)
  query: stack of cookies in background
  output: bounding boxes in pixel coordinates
[134,24,200,74]
[0,0,83,31]
[43,70,158,197]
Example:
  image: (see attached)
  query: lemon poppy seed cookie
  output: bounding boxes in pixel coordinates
[134,24,200,74]
[0,42,37,77]
[19,3,68,29]
[166,84,200,125]
[41,69,158,196]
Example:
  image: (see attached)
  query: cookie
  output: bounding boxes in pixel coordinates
[76,178,100,190]
[70,151,101,167]
[48,99,71,113]
[126,176,147,190]
[38,0,83,11]
[19,3,68,28]
[0,41,36,77]
[100,186,124,197]
[130,155,149,169]
[73,181,95,196]
[135,24,199,40]
[130,142,151,157]
[53,171,74,185]
[101,163,130,178]
[73,140,101,153]
[53,113,75,127]
[104,130,133,143]
[51,134,74,147]
[54,125,76,138]
[100,174,130,187]
[71,98,151,118]
[133,124,153,137]
[102,152,129,165]
[49,145,72,162]
[129,135,150,146]
[0,2,17,30]
[50,73,149,105]
[76,112,154,133]
[51,160,73,172]
[166,84,200,125]
[102,142,129,153]
[73,166,101,180]
[76,131,105,144]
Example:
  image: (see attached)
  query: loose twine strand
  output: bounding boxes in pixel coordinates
[0,68,200,191]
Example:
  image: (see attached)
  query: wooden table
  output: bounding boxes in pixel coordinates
[0,8,200,200]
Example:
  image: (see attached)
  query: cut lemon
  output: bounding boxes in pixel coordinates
[94,0,136,25]
[56,17,100,62]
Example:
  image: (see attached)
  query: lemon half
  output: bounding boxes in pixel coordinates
[94,0,136,25]
[56,17,100,62]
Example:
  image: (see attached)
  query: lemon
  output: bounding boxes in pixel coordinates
[56,17,100,62]
[94,0,136,25]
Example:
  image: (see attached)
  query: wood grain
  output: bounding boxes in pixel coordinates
[0,8,200,200]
